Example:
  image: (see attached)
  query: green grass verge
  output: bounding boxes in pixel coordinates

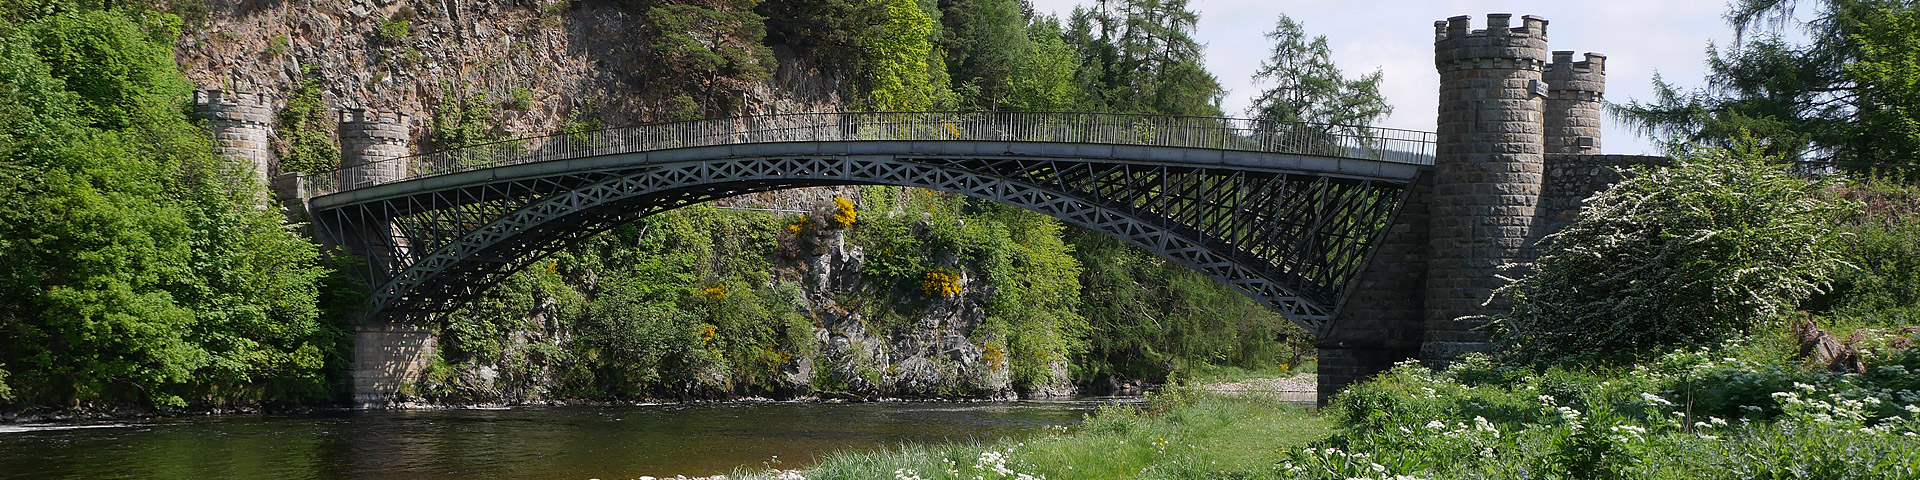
[738,389,1331,479]
[1178,361,1314,385]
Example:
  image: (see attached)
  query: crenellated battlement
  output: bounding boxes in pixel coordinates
[339,108,411,146]
[339,108,410,127]
[193,89,272,109]
[1546,52,1607,100]
[193,89,274,127]
[1434,14,1550,72]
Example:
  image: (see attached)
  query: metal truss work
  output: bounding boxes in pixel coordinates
[309,111,1434,195]
[312,147,1417,335]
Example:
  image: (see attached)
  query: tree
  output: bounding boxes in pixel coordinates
[1615,0,1920,168]
[1492,142,1855,365]
[757,0,888,70]
[1062,0,1221,116]
[640,0,776,118]
[1247,14,1390,152]
[937,0,1027,109]
[862,0,955,110]
[0,6,333,408]
[1000,16,1081,111]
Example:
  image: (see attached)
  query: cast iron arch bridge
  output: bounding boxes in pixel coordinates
[307,112,1434,335]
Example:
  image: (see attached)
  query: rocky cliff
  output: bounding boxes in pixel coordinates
[176,0,1070,403]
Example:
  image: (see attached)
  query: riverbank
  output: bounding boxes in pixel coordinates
[704,346,1920,479]
[711,384,1330,480]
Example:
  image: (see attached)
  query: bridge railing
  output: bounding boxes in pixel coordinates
[310,112,1436,196]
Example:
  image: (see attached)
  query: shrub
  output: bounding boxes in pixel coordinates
[1493,142,1856,365]
[375,9,411,46]
[1308,349,1920,480]
[832,195,857,227]
[922,268,962,297]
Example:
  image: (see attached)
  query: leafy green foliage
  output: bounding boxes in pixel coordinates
[997,17,1081,112]
[1493,143,1856,365]
[1248,15,1390,131]
[861,0,955,110]
[639,0,775,116]
[1820,180,1920,318]
[0,6,334,408]
[375,7,411,46]
[1614,0,1920,167]
[274,66,338,174]
[935,0,1025,109]
[1306,348,1920,479]
[428,84,503,150]
[1063,0,1222,116]
[1068,230,1307,382]
[758,0,887,70]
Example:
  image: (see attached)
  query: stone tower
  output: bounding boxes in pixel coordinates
[1424,14,1551,360]
[337,108,411,190]
[192,89,274,189]
[335,106,433,409]
[1545,52,1607,154]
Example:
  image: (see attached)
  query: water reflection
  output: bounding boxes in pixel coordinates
[0,398,1137,480]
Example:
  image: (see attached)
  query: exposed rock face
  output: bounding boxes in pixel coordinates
[791,220,1016,399]
[181,0,1069,404]
[177,0,847,164]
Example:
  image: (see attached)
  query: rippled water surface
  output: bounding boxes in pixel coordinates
[0,399,1134,480]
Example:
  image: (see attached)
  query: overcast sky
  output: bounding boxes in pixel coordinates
[1025,0,1746,155]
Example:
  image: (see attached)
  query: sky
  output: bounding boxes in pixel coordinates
[1024,0,1743,155]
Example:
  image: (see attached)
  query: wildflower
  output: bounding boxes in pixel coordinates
[1640,392,1676,406]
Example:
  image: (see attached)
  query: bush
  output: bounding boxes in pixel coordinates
[1494,143,1856,365]
[1307,349,1920,480]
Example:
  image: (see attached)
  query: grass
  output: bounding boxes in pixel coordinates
[1179,361,1313,385]
[735,389,1333,479]
[719,335,1920,480]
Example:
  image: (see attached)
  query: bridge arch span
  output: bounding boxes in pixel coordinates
[311,138,1423,335]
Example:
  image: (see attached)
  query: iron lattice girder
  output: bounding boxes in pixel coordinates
[313,146,1417,335]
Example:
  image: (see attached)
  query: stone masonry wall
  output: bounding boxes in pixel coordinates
[1535,154,1671,237]
[192,89,275,191]
[1318,175,1431,405]
[1544,52,1606,155]
[352,323,439,408]
[1424,14,1551,362]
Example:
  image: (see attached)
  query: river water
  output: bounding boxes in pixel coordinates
[0,398,1135,480]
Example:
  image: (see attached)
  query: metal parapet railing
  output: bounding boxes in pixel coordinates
[310,111,1437,196]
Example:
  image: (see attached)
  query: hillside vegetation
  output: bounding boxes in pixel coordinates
[0,0,1382,409]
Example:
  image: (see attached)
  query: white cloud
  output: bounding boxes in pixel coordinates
[1024,0,1735,154]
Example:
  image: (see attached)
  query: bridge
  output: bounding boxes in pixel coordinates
[305,112,1432,333]
[193,13,1657,407]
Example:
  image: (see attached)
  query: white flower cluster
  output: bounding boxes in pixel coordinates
[1283,446,1425,479]
[1764,381,1920,436]
[959,449,1044,480]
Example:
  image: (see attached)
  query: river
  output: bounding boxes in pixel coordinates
[0,398,1137,480]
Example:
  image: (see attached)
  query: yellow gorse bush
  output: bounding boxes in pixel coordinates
[923,268,962,297]
[832,196,857,226]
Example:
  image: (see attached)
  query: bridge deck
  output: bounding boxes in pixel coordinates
[310,112,1435,199]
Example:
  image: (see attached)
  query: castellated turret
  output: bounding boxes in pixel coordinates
[192,89,275,189]
[338,108,411,190]
[1545,52,1606,154]
[1425,14,1552,361]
